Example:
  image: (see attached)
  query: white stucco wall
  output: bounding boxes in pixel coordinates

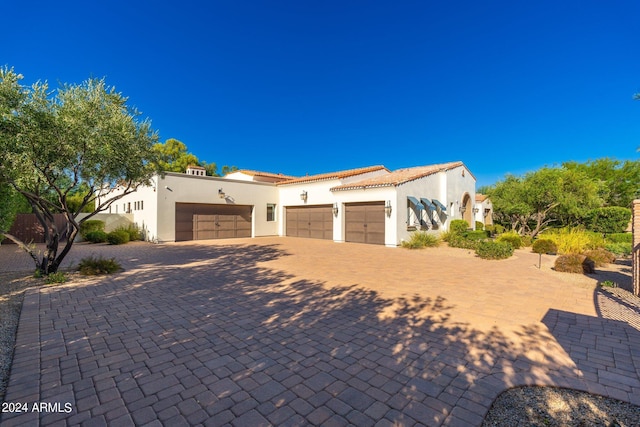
[444,165,476,230]
[394,172,447,242]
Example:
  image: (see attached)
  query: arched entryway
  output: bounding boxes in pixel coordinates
[461,193,472,227]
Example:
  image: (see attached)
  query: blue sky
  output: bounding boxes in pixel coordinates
[4,1,639,187]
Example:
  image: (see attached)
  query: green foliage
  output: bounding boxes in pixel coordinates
[476,241,514,260]
[607,233,632,244]
[45,271,67,284]
[554,254,595,274]
[583,248,616,267]
[600,280,617,288]
[0,66,160,274]
[584,206,631,235]
[401,231,440,249]
[520,235,533,247]
[80,220,105,240]
[107,230,130,245]
[85,230,108,243]
[532,239,558,254]
[484,224,505,236]
[152,138,238,177]
[449,219,469,235]
[77,256,121,275]
[475,221,484,231]
[0,182,23,233]
[541,228,600,254]
[462,230,490,240]
[496,231,522,249]
[605,242,632,256]
[448,234,480,250]
[115,223,141,241]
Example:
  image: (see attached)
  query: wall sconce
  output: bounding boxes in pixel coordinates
[473,207,479,214]
[218,188,226,199]
[300,190,308,202]
[459,206,466,215]
[385,201,392,217]
[332,203,339,217]
[164,186,173,192]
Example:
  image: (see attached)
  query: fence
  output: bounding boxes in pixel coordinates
[1,214,69,244]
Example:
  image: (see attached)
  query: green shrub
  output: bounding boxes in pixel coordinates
[116,223,141,241]
[585,206,631,235]
[554,254,595,274]
[484,224,505,236]
[496,231,522,249]
[607,233,632,244]
[520,236,533,247]
[532,239,558,254]
[85,230,108,243]
[448,234,480,250]
[475,221,484,231]
[80,220,105,240]
[401,231,440,249]
[542,228,599,254]
[605,242,632,256]
[107,230,130,245]
[582,248,616,267]
[462,230,490,240]
[45,271,67,284]
[77,256,121,275]
[449,219,470,235]
[476,241,514,260]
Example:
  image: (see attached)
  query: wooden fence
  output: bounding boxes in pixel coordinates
[1,214,69,244]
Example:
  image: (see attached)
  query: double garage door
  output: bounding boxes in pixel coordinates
[175,203,252,241]
[286,202,385,245]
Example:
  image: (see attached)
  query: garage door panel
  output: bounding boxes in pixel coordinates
[345,202,385,245]
[286,205,332,240]
[176,203,252,241]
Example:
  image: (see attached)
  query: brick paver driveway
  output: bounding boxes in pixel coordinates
[1,237,639,426]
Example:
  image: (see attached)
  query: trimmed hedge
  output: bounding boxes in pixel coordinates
[448,234,480,250]
[85,230,108,243]
[449,219,470,235]
[107,230,130,245]
[80,220,105,240]
[475,241,514,260]
[555,254,595,274]
[582,248,615,267]
[532,239,558,255]
[496,231,522,249]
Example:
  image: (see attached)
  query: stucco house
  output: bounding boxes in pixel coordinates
[474,194,494,227]
[101,161,477,246]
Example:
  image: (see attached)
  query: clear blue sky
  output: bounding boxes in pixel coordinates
[4,0,639,187]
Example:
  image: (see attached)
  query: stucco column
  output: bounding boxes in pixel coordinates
[633,200,640,296]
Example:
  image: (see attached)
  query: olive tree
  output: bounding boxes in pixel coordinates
[0,67,160,274]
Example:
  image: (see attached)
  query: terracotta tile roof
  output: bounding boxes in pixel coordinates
[233,170,297,180]
[278,165,389,185]
[476,194,489,202]
[330,161,466,191]
[186,164,206,169]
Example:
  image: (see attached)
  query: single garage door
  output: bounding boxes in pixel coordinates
[175,203,252,241]
[286,205,333,240]
[345,202,385,245]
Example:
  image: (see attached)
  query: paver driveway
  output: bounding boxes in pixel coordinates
[1,237,639,426]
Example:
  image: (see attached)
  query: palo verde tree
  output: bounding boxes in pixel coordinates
[0,67,160,274]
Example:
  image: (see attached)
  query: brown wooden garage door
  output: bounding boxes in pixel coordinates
[286,205,333,240]
[175,203,252,241]
[345,202,385,245]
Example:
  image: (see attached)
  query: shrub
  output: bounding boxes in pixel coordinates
[107,230,130,245]
[542,228,599,254]
[449,219,469,235]
[116,223,141,241]
[554,254,595,274]
[85,230,108,243]
[476,241,514,260]
[585,206,631,235]
[496,231,522,249]
[607,233,632,244]
[475,221,484,231]
[583,248,615,267]
[462,230,490,240]
[532,239,558,254]
[77,256,121,275]
[520,236,533,247]
[80,220,105,240]
[401,231,440,249]
[484,224,505,236]
[448,234,480,250]
[605,242,632,256]
[45,271,67,284]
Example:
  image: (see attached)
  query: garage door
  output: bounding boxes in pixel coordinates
[286,205,333,240]
[175,203,252,241]
[345,202,385,245]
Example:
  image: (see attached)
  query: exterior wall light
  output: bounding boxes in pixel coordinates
[218,188,226,199]
[300,191,308,202]
[459,206,466,215]
[332,203,339,217]
[385,201,392,217]
[473,207,479,214]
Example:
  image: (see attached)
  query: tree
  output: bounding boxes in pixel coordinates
[584,206,631,238]
[489,167,601,237]
[0,67,160,274]
[0,181,23,236]
[152,138,199,173]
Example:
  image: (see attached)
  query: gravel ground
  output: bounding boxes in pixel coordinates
[1,258,639,424]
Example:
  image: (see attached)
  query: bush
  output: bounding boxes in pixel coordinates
[448,234,480,250]
[77,256,121,275]
[462,230,490,240]
[484,224,505,236]
[476,241,514,260]
[475,221,484,231]
[45,271,67,284]
[449,219,469,235]
[80,220,105,240]
[520,236,533,247]
[554,254,595,274]
[607,233,632,244]
[107,230,130,245]
[496,231,522,249]
[605,242,632,256]
[532,239,558,254]
[116,223,141,241]
[401,231,440,249]
[583,248,616,267]
[85,230,108,243]
[585,206,631,235]
[542,228,599,254]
